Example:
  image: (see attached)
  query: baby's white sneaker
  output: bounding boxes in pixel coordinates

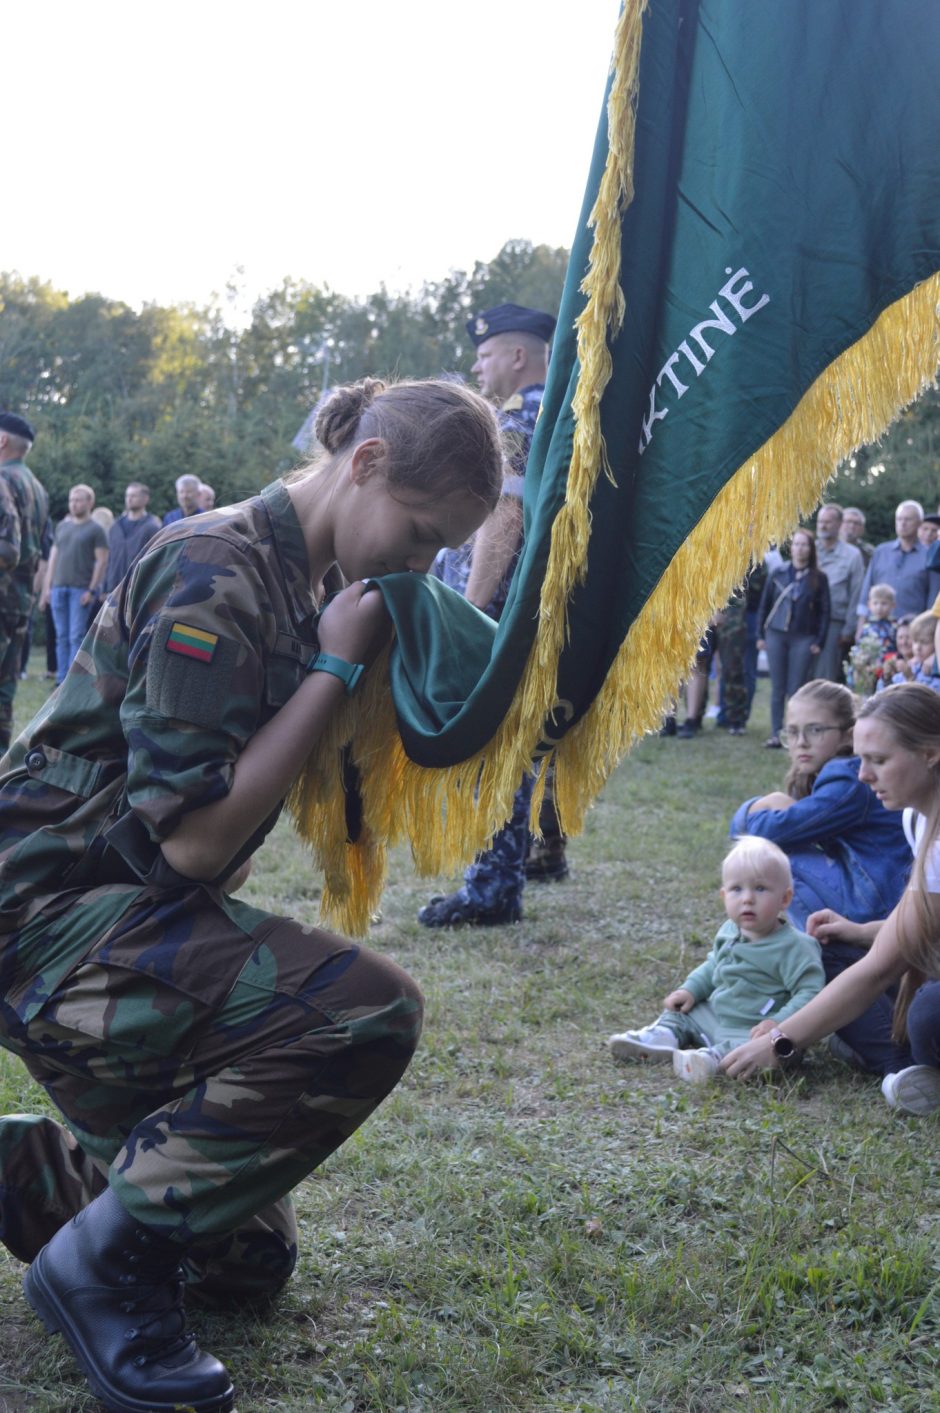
[673,1047,720,1083]
[608,1025,679,1060]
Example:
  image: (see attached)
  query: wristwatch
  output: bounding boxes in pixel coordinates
[769,1026,799,1065]
[306,651,364,695]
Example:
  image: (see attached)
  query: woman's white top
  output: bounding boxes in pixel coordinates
[902,809,940,892]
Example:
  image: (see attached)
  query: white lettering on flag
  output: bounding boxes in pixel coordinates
[639,266,771,454]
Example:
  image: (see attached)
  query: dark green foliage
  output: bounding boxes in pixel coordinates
[0,241,569,519]
[832,385,940,541]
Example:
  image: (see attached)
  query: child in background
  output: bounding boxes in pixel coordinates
[879,615,915,687]
[607,837,825,1082]
[895,615,915,665]
[870,616,910,686]
[859,583,898,656]
[907,611,940,688]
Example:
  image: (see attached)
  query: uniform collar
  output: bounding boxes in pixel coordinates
[502,383,544,406]
[261,479,320,625]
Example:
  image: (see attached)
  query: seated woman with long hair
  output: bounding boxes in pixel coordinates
[723,684,940,1115]
[731,679,913,1077]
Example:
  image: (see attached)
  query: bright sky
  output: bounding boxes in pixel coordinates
[8,1,620,319]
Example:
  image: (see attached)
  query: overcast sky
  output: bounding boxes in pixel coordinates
[7,1,620,317]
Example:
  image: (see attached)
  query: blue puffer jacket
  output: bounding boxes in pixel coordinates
[730,757,911,928]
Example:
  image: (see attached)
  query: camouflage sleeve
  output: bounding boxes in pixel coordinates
[0,478,21,572]
[119,533,273,843]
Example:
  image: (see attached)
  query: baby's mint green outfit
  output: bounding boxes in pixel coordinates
[658,918,824,1054]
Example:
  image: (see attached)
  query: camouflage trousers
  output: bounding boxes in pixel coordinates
[0,611,29,753]
[0,882,423,1303]
[714,606,747,729]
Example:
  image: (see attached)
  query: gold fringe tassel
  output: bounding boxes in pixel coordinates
[288,0,940,935]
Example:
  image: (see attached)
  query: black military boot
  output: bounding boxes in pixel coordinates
[24,1186,234,1413]
[524,826,570,882]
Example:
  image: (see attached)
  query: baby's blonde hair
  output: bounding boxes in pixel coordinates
[723,836,792,890]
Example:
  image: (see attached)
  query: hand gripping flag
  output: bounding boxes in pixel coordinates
[290,0,940,933]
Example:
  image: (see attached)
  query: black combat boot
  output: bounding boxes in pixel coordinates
[24,1186,234,1413]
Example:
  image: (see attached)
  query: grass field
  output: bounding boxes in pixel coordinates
[1,663,938,1412]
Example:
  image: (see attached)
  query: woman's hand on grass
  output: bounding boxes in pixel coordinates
[720,1033,777,1079]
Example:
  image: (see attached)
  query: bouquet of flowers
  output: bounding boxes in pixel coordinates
[844,634,885,697]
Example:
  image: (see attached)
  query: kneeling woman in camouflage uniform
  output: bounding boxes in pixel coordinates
[0,378,502,1413]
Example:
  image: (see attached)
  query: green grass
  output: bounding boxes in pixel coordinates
[2,664,938,1412]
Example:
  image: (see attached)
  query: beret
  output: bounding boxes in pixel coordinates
[0,412,35,442]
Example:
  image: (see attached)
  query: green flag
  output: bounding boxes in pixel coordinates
[294,0,940,931]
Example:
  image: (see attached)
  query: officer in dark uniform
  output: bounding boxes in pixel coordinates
[420,303,567,928]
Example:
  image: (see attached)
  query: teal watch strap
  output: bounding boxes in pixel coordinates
[306,651,364,695]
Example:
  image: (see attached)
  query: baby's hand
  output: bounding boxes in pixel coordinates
[663,988,696,1013]
[749,1017,776,1039]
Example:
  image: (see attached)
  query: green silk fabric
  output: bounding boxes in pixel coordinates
[374,0,940,770]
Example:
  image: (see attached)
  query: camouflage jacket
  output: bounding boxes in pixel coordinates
[0,458,49,620]
[0,480,322,928]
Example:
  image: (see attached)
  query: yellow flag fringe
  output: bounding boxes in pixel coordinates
[288,0,940,936]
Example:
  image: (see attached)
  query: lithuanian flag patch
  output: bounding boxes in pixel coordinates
[165,622,219,663]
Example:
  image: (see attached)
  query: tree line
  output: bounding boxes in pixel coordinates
[0,240,568,519]
[1,238,938,539]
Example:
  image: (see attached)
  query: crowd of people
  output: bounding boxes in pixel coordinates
[8,471,220,699]
[665,498,940,747]
[3,300,940,1412]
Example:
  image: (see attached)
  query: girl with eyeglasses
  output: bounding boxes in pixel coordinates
[724,685,940,1115]
[731,679,912,1077]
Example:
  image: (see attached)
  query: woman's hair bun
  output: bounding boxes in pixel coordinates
[314,377,387,454]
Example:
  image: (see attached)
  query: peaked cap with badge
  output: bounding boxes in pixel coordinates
[466,303,557,347]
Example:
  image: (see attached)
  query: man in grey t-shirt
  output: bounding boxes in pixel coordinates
[40,484,109,681]
[104,482,162,593]
[812,502,864,681]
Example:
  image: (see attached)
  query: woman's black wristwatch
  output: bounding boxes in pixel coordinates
[770,1026,799,1066]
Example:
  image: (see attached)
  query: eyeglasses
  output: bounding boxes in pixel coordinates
[783,723,843,743]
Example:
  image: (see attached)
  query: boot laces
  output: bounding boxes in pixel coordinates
[119,1243,196,1366]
